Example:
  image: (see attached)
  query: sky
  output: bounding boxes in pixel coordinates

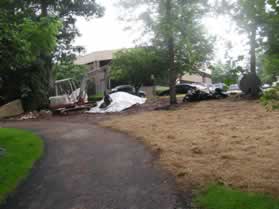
[74,0,137,52]
[75,0,250,65]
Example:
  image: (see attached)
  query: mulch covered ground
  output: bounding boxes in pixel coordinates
[100,99,279,196]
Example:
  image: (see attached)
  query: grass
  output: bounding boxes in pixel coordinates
[196,184,279,209]
[0,128,43,204]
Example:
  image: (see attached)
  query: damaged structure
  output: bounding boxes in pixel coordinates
[75,50,116,94]
[75,49,212,94]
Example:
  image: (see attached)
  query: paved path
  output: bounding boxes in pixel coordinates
[1,121,188,209]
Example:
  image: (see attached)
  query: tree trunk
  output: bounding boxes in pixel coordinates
[166,0,177,105]
[168,37,177,104]
[39,0,54,108]
[250,24,256,74]
[21,0,54,110]
[41,0,48,17]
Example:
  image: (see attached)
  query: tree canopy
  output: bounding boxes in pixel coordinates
[119,0,213,104]
[0,11,61,107]
[0,0,103,109]
[111,48,168,92]
[211,61,244,86]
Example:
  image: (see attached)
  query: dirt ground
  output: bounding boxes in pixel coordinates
[100,99,279,196]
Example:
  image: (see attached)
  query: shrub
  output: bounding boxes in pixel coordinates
[260,86,279,110]
[88,94,103,103]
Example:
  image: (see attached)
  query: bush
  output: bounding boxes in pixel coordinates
[260,86,279,110]
[88,94,103,103]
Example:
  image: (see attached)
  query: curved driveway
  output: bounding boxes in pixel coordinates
[1,121,188,209]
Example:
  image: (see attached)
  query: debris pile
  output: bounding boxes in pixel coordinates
[183,88,228,102]
[88,92,146,113]
[19,112,40,120]
[18,110,52,120]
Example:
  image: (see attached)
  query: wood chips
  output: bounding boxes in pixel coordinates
[101,100,279,196]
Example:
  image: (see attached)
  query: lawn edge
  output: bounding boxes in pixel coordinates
[0,128,45,206]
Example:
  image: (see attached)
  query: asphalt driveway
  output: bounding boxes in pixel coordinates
[0,121,189,209]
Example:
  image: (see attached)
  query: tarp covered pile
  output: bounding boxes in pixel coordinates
[88,92,146,113]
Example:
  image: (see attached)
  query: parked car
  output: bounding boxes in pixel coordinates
[226,84,242,95]
[262,84,271,89]
[210,83,227,91]
[262,84,273,92]
[110,85,146,97]
[158,84,196,96]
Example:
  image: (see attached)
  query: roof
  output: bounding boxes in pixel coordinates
[74,49,120,65]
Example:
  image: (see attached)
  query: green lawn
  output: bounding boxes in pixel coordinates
[0,128,43,204]
[196,184,279,209]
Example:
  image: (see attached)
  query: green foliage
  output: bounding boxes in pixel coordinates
[211,61,243,86]
[259,1,279,84]
[0,128,43,204]
[261,86,279,110]
[220,0,268,77]
[54,62,87,84]
[0,15,62,109]
[261,55,279,83]
[0,14,62,109]
[0,14,61,71]
[153,0,213,74]
[21,17,62,59]
[111,48,167,91]
[195,184,279,209]
[118,0,213,104]
[0,0,103,110]
[88,93,104,103]
[221,0,279,82]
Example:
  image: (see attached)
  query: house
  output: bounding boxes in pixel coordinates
[74,49,118,94]
[178,71,212,85]
[75,49,212,94]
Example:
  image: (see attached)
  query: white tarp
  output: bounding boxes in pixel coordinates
[88,92,146,113]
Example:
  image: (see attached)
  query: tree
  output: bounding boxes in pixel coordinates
[54,63,87,84]
[261,0,279,83]
[0,0,103,110]
[220,0,267,74]
[119,0,213,104]
[111,48,167,92]
[211,61,243,86]
[0,10,61,109]
[261,55,279,83]
[33,0,104,100]
[218,0,279,86]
